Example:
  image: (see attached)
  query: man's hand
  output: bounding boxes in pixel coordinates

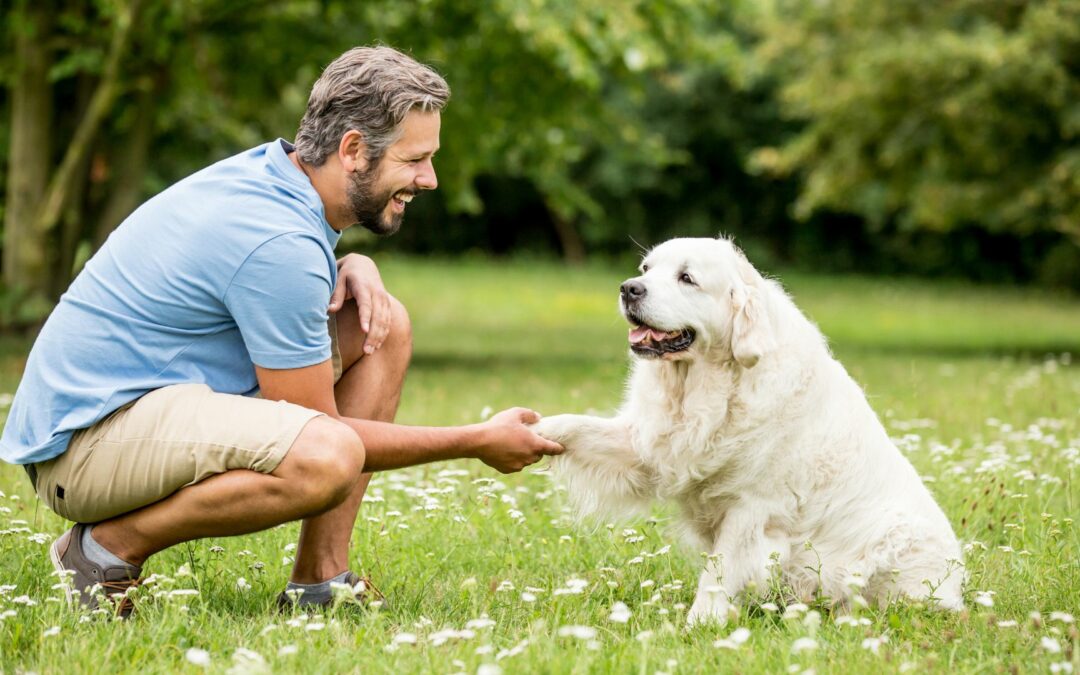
[472,408,564,474]
[329,254,391,355]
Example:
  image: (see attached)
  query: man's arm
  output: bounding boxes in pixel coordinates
[256,361,562,473]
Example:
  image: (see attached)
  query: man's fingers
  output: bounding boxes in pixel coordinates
[355,287,374,335]
[328,278,348,313]
[366,293,392,351]
[515,408,541,424]
[539,440,565,455]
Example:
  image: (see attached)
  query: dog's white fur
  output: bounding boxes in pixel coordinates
[532,237,964,626]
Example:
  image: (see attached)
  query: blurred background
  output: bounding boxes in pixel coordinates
[1,0,1079,329]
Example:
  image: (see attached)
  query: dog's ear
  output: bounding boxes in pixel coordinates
[729,256,774,368]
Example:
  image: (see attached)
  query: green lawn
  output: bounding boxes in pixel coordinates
[1,257,1077,673]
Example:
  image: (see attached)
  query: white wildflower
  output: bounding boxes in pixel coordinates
[230,648,266,674]
[495,639,529,661]
[609,602,632,623]
[973,591,995,608]
[557,625,598,640]
[791,637,818,653]
[861,635,888,654]
[1042,636,1063,654]
[185,648,211,667]
[714,627,751,649]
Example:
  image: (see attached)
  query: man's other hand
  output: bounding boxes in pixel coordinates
[330,254,391,355]
[473,408,564,474]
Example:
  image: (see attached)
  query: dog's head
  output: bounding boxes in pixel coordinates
[620,237,775,367]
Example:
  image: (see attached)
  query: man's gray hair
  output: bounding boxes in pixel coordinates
[294,46,450,167]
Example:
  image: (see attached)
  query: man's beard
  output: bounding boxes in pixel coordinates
[346,162,406,236]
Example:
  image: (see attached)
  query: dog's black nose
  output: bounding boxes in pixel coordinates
[620,280,647,300]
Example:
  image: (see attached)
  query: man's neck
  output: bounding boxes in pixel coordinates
[287,150,345,232]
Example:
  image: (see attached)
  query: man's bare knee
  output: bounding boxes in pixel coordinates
[279,416,365,510]
[385,296,413,362]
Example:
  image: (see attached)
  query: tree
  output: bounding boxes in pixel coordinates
[752,0,1080,251]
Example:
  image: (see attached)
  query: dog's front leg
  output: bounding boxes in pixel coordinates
[686,503,781,627]
[531,414,651,518]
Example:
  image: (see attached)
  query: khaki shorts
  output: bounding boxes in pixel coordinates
[33,316,344,523]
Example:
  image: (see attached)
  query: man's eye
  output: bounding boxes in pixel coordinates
[679,273,696,285]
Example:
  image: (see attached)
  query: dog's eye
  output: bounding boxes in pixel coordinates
[641,264,650,273]
[679,272,696,286]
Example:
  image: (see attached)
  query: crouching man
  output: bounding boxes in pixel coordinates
[0,45,561,616]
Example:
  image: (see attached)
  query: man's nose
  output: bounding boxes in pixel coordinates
[620,280,647,301]
[416,157,438,190]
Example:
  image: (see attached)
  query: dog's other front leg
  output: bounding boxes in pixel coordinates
[686,502,783,627]
[531,414,651,519]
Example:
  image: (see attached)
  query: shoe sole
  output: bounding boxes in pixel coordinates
[49,533,75,609]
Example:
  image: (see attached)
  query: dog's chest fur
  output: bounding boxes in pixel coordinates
[627,360,773,498]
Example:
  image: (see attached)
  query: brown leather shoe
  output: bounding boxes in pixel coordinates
[50,523,142,618]
[275,571,384,612]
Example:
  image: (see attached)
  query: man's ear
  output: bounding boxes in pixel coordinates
[730,284,772,368]
[338,130,368,172]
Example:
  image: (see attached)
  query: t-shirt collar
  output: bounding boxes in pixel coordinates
[269,138,342,249]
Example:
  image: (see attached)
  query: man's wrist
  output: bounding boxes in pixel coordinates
[454,423,488,459]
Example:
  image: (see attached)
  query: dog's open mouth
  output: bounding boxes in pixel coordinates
[627,322,696,357]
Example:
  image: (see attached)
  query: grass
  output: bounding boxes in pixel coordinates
[0,255,1078,674]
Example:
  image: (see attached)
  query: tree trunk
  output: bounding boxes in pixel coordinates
[54,75,97,298]
[30,0,142,283]
[3,2,53,296]
[549,211,587,265]
[91,76,158,252]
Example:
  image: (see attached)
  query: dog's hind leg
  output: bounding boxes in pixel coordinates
[531,414,651,519]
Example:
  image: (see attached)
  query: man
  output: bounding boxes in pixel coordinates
[0,46,562,615]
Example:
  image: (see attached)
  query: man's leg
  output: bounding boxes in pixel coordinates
[288,297,412,584]
[91,414,366,566]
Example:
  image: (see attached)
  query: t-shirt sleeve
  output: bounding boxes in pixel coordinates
[223,232,334,369]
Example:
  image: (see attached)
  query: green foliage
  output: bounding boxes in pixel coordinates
[753,0,1080,244]
[2,0,1078,298]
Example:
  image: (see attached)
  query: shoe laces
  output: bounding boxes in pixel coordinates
[101,577,143,617]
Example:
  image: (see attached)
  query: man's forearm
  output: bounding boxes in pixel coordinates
[335,416,484,472]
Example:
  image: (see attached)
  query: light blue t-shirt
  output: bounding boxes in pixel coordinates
[0,139,341,465]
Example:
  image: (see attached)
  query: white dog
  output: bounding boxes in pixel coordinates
[532,237,964,626]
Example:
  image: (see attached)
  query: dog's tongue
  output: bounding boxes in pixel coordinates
[629,326,678,344]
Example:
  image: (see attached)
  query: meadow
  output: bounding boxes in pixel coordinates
[0,256,1077,674]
